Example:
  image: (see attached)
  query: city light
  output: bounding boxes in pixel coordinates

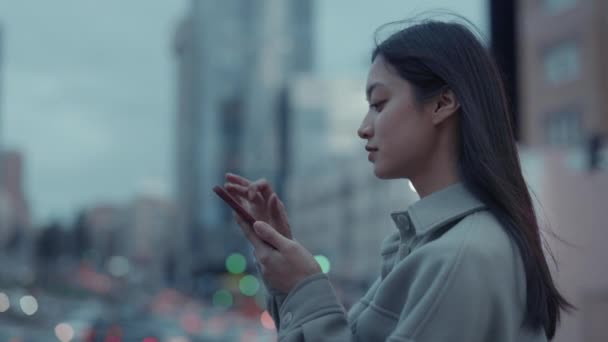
[106,325,123,340]
[179,311,203,334]
[260,310,275,330]
[19,295,38,316]
[314,255,331,274]
[54,323,74,342]
[0,292,10,312]
[167,337,190,342]
[239,275,260,296]
[226,253,247,274]
[107,255,130,277]
[212,289,233,308]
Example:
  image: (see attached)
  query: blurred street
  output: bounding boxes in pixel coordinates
[0,258,277,342]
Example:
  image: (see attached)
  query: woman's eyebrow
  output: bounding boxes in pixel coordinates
[366,82,381,100]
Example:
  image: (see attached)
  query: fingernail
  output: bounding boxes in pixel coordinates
[253,222,264,234]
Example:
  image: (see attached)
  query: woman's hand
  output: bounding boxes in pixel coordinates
[224,173,292,240]
[248,220,322,293]
[224,173,322,293]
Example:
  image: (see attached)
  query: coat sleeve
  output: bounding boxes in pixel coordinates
[265,229,514,341]
[269,272,356,341]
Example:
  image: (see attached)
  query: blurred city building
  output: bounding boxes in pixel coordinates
[516,0,608,341]
[173,0,314,295]
[0,150,30,249]
[82,193,177,292]
[173,0,253,293]
[240,0,314,193]
[0,24,6,242]
[519,0,607,150]
[84,204,128,269]
[0,23,2,135]
[126,193,177,290]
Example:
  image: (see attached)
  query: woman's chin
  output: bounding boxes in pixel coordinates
[373,164,391,179]
[373,163,402,180]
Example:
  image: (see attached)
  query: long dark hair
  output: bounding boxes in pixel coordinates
[372,18,572,339]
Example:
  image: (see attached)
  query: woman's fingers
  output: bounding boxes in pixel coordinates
[249,179,274,202]
[224,184,252,211]
[226,174,275,204]
[225,183,248,197]
[233,213,266,250]
[225,173,251,187]
[247,187,267,208]
[270,194,292,239]
[225,183,264,209]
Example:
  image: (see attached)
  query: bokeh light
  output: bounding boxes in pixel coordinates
[0,292,10,312]
[260,310,276,330]
[19,295,38,315]
[226,253,247,274]
[239,275,260,296]
[167,337,190,342]
[142,337,158,342]
[55,323,74,342]
[180,311,203,334]
[107,255,130,277]
[106,325,123,340]
[314,255,331,274]
[212,289,233,308]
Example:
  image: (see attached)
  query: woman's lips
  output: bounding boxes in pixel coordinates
[368,150,375,161]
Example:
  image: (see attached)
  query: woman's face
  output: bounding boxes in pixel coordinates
[358,55,438,180]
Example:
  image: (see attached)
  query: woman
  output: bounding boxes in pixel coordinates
[224,18,571,341]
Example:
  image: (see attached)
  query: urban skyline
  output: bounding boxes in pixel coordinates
[0,0,486,224]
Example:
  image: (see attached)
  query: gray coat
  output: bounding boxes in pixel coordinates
[262,183,547,341]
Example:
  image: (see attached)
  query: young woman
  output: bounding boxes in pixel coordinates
[224,18,571,342]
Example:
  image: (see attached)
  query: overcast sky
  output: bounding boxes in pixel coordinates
[0,0,485,224]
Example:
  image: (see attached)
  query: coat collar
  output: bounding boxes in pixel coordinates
[390,182,487,237]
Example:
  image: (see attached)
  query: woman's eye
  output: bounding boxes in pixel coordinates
[370,100,387,112]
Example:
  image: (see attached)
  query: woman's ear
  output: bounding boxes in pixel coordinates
[431,88,460,125]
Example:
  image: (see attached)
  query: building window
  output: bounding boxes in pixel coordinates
[543,0,577,14]
[545,109,583,146]
[543,41,581,85]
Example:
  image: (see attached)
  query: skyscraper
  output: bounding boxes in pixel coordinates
[0,25,6,236]
[173,10,200,290]
[240,0,315,197]
[173,0,314,293]
[0,24,3,155]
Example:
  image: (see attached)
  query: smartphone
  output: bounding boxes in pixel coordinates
[213,185,256,226]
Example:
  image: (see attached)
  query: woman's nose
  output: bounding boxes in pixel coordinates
[358,122,372,139]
